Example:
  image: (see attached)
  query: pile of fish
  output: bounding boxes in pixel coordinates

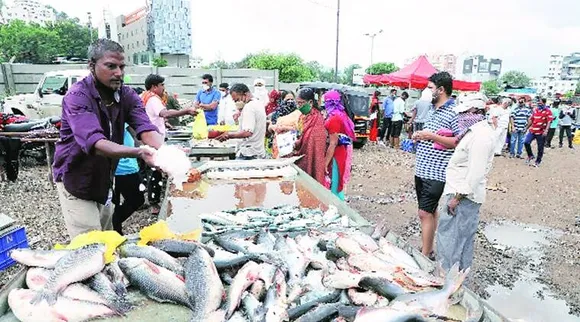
[6,223,471,322]
[201,205,350,236]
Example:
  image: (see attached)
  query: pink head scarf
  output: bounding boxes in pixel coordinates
[323,90,355,139]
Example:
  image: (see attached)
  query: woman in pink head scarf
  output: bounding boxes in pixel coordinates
[323,90,355,200]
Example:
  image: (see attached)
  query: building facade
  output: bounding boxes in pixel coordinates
[459,55,502,82]
[531,78,578,97]
[0,0,55,25]
[404,53,457,76]
[97,7,119,43]
[113,0,191,67]
[532,53,580,97]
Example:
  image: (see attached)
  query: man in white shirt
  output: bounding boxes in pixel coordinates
[216,83,267,159]
[217,83,238,126]
[490,98,511,156]
[390,91,408,149]
[436,93,496,272]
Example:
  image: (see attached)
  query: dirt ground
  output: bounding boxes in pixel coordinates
[347,143,580,316]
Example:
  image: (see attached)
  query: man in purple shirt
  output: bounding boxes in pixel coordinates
[52,39,164,238]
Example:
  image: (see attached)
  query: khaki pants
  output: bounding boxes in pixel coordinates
[56,182,113,239]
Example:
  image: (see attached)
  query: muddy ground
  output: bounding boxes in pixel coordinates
[0,143,578,319]
[347,143,580,316]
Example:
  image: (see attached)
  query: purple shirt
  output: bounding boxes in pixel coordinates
[52,74,158,204]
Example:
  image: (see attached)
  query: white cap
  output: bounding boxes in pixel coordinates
[454,93,487,113]
[254,78,265,86]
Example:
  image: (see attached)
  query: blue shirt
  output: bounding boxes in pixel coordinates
[382,96,395,118]
[195,87,221,125]
[115,124,139,176]
[415,99,460,182]
[511,105,532,131]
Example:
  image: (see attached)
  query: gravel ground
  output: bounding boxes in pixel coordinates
[1,143,578,318]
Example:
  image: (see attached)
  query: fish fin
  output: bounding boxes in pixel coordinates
[51,310,69,322]
[143,260,161,274]
[175,274,186,283]
[30,289,57,306]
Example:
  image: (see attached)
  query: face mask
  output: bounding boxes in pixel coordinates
[298,103,312,115]
[220,91,226,98]
[255,86,266,93]
[202,84,210,91]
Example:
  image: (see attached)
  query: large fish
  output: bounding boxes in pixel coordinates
[9,248,70,268]
[150,239,215,257]
[118,257,191,308]
[9,288,117,322]
[241,292,263,321]
[261,269,289,322]
[358,276,407,300]
[86,272,133,314]
[390,263,470,316]
[347,288,379,306]
[104,260,130,292]
[184,246,224,320]
[347,254,396,276]
[376,238,420,270]
[287,290,342,320]
[31,244,106,305]
[225,261,261,319]
[354,307,428,322]
[119,244,184,275]
[295,302,345,322]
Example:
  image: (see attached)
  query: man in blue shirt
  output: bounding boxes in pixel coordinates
[194,74,221,125]
[379,88,397,146]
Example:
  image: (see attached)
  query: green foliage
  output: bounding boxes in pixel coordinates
[498,70,531,88]
[244,52,315,83]
[204,60,233,69]
[563,91,575,99]
[152,57,168,67]
[365,62,398,75]
[306,61,336,82]
[482,80,501,96]
[0,19,94,64]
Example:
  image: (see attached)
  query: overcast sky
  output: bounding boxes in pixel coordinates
[38,0,580,78]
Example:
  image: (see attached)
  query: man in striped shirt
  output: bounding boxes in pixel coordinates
[524,98,553,167]
[412,72,460,259]
[509,98,532,158]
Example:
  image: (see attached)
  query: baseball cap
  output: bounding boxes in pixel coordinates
[454,93,487,113]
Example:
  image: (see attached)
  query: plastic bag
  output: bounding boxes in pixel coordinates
[574,130,580,145]
[138,220,201,246]
[54,230,126,264]
[275,131,297,158]
[192,111,208,140]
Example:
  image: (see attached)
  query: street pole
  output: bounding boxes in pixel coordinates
[334,0,340,83]
[364,29,383,66]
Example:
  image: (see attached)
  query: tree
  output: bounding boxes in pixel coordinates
[482,80,501,96]
[365,62,398,75]
[0,20,60,63]
[306,61,337,83]
[342,64,362,85]
[498,70,531,88]
[204,60,233,69]
[152,57,168,67]
[46,20,93,58]
[245,52,315,83]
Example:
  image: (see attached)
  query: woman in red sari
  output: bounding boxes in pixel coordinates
[369,90,380,142]
[293,88,327,185]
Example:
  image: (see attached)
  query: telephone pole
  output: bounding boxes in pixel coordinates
[87,12,93,42]
[334,0,340,82]
[364,29,383,65]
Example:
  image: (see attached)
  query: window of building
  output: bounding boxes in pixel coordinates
[133,53,139,64]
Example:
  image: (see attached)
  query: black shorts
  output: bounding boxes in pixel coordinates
[415,176,445,214]
[391,120,403,137]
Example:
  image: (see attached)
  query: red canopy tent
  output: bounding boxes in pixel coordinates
[363,55,481,92]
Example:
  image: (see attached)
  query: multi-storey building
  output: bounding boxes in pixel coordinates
[404,53,457,76]
[459,55,502,82]
[0,0,55,25]
[532,53,580,97]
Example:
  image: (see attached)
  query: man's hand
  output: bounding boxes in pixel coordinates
[216,132,230,142]
[413,130,434,141]
[233,112,241,122]
[447,196,461,216]
[186,107,199,116]
[138,147,157,167]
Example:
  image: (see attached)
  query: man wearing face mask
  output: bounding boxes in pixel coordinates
[412,72,460,260]
[253,78,269,108]
[216,83,267,159]
[509,98,532,158]
[194,74,221,125]
[217,83,238,126]
[52,39,164,239]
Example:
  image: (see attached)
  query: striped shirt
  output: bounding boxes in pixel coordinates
[529,106,553,135]
[510,105,532,131]
[415,99,460,182]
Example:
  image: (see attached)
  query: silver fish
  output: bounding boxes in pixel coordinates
[118,257,190,308]
[86,272,132,314]
[225,261,260,319]
[354,306,428,322]
[31,244,106,305]
[9,248,70,268]
[150,239,215,257]
[9,288,117,322]
[261,269,288,322]
[347,288,379,306]
[184,246,224,320]
[119,244,184,275]
[104,260,130,293]
[241,292,262,321]
[377,238,420,270]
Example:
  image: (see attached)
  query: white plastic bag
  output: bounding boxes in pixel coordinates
[141,145,191,190]
[275,131,296,158]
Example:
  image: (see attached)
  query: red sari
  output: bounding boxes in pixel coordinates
[369,94,380,142]
[294,109,327,186]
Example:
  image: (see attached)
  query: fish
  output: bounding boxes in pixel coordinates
[295,302,344,322]
[389,263,470,316]
[119,244,184,275]
[213,248,255,270]
[335,236,366,255]
[377,238,420,270]
[31,244,106,305]
[398,267,445,288]
[86,272,133,314]
[9,288,117,322]
[184,246,224,321]
[287,290,342,320]
[249,280,266,300]
[104,260,130,293]
[9,248,70,268]
[150,239,215,258]
[118,257,191,308]
[261,269,288,322]
[228,310,250,322]
[214,232,265,255]
[241,292,263,321]
[347,289,379,306]
[25,267,52,291]
[347,254,397,275]
[339,231,379,252]
[225,261,261,319]
[322,270,363,289]
[256,263,277,289]
[358,276,407,300]
[353,307,428,322]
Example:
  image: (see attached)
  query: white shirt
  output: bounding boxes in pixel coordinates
[238,99,267,158]
[218,95,237,125]
[391,97,406,122]
[490,106,510,129]
[144,96,166,136]
[444,120,496,204]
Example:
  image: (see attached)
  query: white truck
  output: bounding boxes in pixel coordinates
[2,69,90,119]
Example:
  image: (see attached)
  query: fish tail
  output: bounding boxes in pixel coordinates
[444,263,470,294]
[30,289,57,306]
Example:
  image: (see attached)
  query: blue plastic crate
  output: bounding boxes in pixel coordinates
[0,226,29,271]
